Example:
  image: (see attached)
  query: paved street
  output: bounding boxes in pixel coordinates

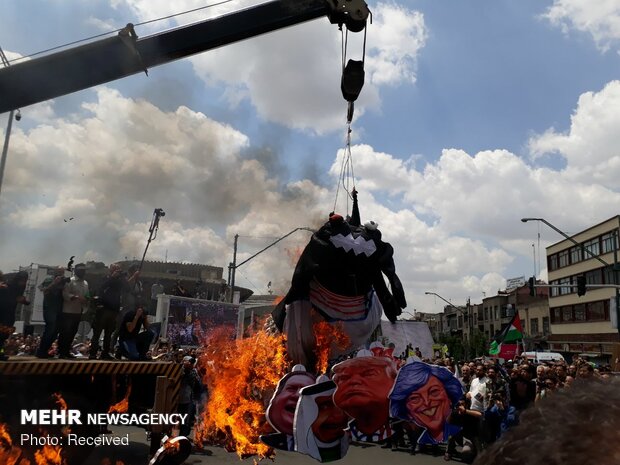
[83,426,449,465]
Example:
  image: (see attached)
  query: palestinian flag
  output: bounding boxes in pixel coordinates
[489,311,523,356]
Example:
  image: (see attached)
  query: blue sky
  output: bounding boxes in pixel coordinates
[2,0,620,314]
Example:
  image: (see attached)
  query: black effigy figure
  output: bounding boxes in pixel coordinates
[273,190,406,367]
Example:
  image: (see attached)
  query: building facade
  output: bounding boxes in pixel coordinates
[546,216,620,362]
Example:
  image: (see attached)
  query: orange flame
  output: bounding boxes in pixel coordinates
[163,439,181,453]
[51,394,67,412]
[271,295,284,306]
[313,321,350,374]
[34,445,63,465]
[194,323,289,459]
[0,423,13,448]
[108,383,132,414]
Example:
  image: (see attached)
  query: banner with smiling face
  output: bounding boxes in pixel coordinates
[294,377,350,462]
[388,361,463,445]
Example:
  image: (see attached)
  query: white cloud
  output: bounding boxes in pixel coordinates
[5,75,620,308]
[112,0,427,133]
[543,0,620,51]
[529,80,620,190]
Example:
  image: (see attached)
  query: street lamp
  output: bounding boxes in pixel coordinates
[521,218,609,266]
[522,217,620,336]
[227,227,314,302]
[426,291,473,356]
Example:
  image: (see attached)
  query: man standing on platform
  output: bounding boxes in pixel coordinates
[58,264,89,359]
[36,267,67,358]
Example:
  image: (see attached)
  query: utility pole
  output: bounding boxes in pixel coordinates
[227,227,313,303]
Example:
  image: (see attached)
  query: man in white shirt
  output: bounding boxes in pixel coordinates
[468,364,489,413]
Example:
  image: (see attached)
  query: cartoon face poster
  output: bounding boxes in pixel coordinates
[389,361,463,445]
[331,354,398,442]
[261,366,316,451]
[294,379,350,462]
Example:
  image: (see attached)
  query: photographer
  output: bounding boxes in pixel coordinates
[36,267,67,359]
[445,397,482,463]
[118,305,154,360]
[91,263,132,360]
[111,263,143,356]
[178,355,203,438]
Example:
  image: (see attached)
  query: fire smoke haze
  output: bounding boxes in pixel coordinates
[2,1,620,311]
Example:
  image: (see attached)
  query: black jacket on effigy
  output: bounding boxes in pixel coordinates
[273,214,406,329]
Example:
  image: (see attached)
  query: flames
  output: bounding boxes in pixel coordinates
[0,423,66,465]
[52,394,67,412]
[194,323,289,459]
[34,445,63,465]
[313,321,350,374]
[108,383,131,414]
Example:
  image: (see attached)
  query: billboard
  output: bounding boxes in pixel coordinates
[157,295,242,346]
[379,321,434,359]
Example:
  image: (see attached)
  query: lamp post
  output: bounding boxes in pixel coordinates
[522,217,620,337]
[425,291,472,357]
[227,227,314,303]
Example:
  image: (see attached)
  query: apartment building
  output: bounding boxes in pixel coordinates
[546,216,620,362]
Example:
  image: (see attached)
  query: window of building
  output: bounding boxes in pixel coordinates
[551,308,561,323]
[570,246,582,264]
[530,318,539,335]
[562,306,573,322]
[583,238,600,258]
[559,277,571,295]
[490,324,494,336]
[585,269,602,285]
[558,250,570,268]
[494,306,498,320]
[484,308,489,321]
[601,232,618,254]
[520,319,526,330]
[542,317,550,335]
[574,304,586,321]
[604,266,616,284]
[549,254,558,271]
[550,280,559,297]
[548,254,558,271]
[587,301,607,321]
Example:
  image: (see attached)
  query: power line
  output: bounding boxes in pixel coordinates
[7,0,236,65]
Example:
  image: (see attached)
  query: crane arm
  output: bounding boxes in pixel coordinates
[0,0,368,114]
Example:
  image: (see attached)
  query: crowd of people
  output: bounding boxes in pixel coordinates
[367,352,615,462]
[0,262,158,361]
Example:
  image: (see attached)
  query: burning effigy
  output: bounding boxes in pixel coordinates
[271,190,407,368]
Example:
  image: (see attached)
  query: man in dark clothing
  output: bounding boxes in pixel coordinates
[36,267,67,358]
[118,306,154,360]
[111,263,143,356]
[91,263,131,360]
[178,355,203,438]
[0,271,30,360]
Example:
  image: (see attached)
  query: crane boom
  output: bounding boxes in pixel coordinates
[0,0,368,114]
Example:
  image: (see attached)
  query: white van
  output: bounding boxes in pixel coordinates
[522,351,566,363]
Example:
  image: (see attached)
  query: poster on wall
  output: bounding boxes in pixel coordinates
[163,297,241,345]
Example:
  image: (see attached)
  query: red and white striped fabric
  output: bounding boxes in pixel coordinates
[309,278,370,322]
